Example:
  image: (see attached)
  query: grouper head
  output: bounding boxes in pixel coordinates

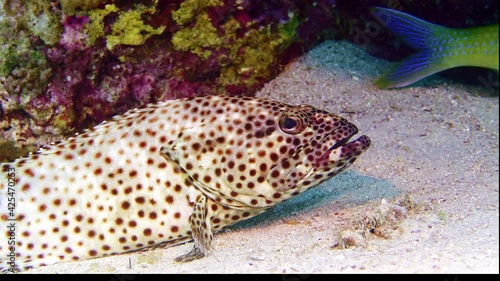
[164,95,371,210]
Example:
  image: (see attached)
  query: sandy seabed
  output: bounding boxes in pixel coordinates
[27,40,499,273]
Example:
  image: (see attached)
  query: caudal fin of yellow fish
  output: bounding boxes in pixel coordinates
[374,50,452,89]
[371,7,451,89]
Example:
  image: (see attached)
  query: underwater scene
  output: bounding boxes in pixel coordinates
[0,0,498,273]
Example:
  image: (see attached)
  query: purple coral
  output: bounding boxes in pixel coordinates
[128,74,158,103]
[59,15,89,51]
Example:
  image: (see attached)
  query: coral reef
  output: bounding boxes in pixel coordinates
[1,0,338,154]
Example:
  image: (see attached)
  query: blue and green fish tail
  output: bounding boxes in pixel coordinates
[371,7,499,89]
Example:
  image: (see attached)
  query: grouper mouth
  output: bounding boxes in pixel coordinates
[328,133,354,151]
[268,123,371,192]
[319,132,371,163]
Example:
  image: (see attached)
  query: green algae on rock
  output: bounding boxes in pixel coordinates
[59,0,107,16]
[171,3,300,88]
[172,0,223,25]
[1,0,339,152]
[86,1,165,50]
[171,13,223,59]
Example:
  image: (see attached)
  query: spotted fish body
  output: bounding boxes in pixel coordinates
[0,95,370,272]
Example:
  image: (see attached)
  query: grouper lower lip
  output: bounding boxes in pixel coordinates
[340,134,371,157]
[331,134,370,154]
[319,134,371,163]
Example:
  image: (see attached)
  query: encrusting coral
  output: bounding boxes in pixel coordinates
[0,0,338,157]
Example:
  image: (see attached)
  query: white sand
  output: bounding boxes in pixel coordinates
[26,40,499,273]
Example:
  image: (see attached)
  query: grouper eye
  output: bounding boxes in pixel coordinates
[279,114,305,134]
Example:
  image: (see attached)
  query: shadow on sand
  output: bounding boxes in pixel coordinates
[228,170,400,231]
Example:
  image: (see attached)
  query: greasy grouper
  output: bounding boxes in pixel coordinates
[0,95,370,272]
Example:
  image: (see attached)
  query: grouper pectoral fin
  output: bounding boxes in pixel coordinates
[159,147,213,262]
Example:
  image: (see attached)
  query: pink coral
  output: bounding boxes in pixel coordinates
[59,15,89,51]
[129,74,158,103]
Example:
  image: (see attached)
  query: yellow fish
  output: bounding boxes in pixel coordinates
[372,7,499,89]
